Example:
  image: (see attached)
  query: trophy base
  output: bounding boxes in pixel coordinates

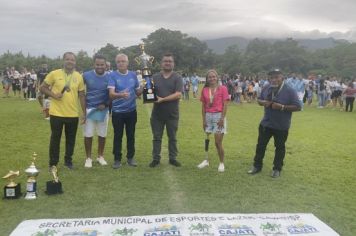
[3,184,21,199]
[24,192,37,200]
[143,92,157,103]
[45,181,63,195]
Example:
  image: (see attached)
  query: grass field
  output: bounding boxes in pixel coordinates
[1,91,356,235]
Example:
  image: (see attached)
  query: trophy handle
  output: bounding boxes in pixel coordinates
[134,57,141,66]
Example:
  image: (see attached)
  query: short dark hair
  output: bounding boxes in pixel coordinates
[63,52,76,60]
[162,52,174,61]
[93,54,106,62]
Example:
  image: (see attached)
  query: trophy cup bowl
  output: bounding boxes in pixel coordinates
[135,43,157,103]
[46,166,63,195]
[24,152,40,200]
[2,170,21,199]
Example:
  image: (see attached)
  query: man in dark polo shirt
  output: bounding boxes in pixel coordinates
[149,53,183,168]
[248,69,301,178]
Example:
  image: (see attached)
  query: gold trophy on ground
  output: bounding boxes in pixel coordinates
[24,152,40,200]
[135,43,157,103]
[2,170,21,199]
[46,166,63,195]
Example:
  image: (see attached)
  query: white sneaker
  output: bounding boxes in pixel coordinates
[84,158,92,168]
[218,163,225,172]
[197,160,209,169]
[97,157,108,166]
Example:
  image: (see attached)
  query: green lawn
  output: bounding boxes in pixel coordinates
[0,92,355,235]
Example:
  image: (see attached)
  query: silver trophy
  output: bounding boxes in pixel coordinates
[135,43,157,103]
[24,152,40,200]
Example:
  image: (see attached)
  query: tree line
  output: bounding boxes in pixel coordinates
[1,28,356,78]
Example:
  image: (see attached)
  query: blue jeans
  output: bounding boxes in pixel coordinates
[318,91,326,107]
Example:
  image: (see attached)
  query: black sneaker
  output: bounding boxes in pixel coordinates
[127,158,137,167]
[149,160,160,168]
[64,162,74,170]
[169,159,181,167]
[112,161,121,169]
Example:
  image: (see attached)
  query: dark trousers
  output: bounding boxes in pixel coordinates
[253,124,289,171]
[49,115,79,166]
[112,110,137,161]
[345,97,355,112]
[150,115,179,161]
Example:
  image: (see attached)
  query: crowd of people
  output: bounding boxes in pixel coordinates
[1,52,356,178]
[179,72,356,112]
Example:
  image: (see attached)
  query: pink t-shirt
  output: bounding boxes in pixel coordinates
[200,85,230,113]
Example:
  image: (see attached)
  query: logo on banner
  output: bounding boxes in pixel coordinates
[218,224,256,235]
[112,227,138,235]
[260,222,287,236]
[287,223,318,234]
[144,224,181,236]
[189,223,213,236]
[31,229,59,236]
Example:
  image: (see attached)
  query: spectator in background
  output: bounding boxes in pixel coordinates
[182,74,190,100]
[37,64,49,108]
[286,74,306,108]
[2,67,11,98]
[191,73,199,98]
[12,67,21,97]
[21,72,29,99]
[28,70,37,100]
[343,82,356,112]
[317,76,326,108]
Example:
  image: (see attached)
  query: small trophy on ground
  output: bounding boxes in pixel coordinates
[2,170,21,199]
[45,166,63,195]
[24,152,40,200]
[135,43,157,103]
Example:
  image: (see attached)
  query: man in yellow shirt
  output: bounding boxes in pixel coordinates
[40,52,86,169]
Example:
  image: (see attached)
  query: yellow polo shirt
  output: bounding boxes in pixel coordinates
[44,69,85,117]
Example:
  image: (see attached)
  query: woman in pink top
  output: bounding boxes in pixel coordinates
[343,82,356,112]
[197,69,230,172]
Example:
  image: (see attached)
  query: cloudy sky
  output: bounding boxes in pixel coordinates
[1,0,355,57]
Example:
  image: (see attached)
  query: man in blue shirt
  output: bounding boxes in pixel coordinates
[108,53,143,169]
[248,69,301,178]
[83,54,110,168]
[285,74,306,108]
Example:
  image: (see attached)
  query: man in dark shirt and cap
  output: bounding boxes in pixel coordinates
[248,69,301,178]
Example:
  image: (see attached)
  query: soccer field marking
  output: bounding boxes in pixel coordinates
[144,104,186,212]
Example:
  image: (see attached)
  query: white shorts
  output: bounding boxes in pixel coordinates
[205,112,227,134]
[83,109,109,137]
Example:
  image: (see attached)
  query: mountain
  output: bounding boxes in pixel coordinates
[204,37,349,54]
